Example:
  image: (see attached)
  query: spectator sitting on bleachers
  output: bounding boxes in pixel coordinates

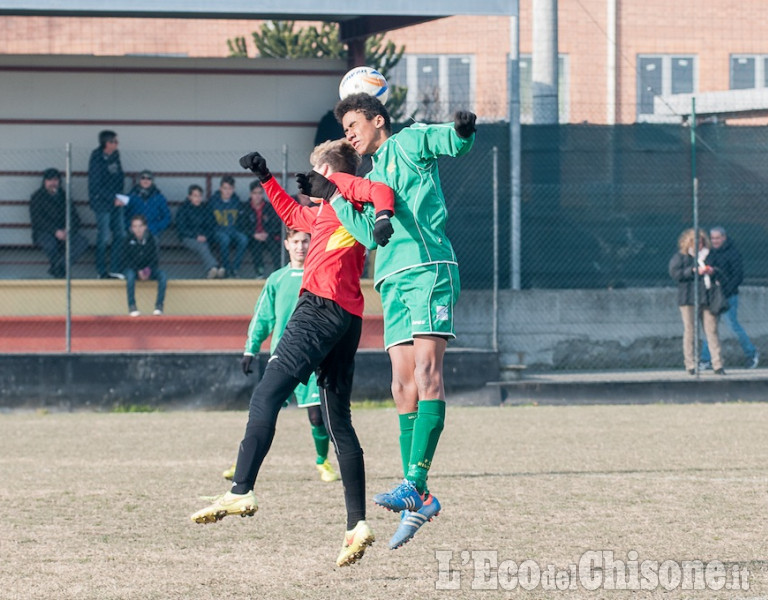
[125,170,171,238]
[175,183,222,279]
[123,214,167,317]
[237,180,283,278]
[29,168,89,279]
[209,175,247,278]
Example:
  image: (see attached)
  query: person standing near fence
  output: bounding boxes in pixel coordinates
[88,130,126,279]
[329,93,476,550]
[669,228,725,376]
[699,226,759,370]
[29,168,89,278]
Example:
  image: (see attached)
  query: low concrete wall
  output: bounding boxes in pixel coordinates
[455,286,768,370]
[0,349,499,410]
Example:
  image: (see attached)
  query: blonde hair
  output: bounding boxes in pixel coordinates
[677,228,710,253]
[309,139,360,175]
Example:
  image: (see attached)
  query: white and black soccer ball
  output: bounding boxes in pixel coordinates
[338,66,390,105]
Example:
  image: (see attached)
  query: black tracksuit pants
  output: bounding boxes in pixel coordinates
[231,292,366,529]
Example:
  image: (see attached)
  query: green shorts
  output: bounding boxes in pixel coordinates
[289,376,321,408]
[379,263,460,350]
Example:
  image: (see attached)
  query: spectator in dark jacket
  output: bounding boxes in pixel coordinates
[700,226,759,370]
[29,168,89,278]
[237,180,283,278]
[125,170,171,237]
[175,184,221,279]
[88,129,126,279]
[669,228,724,375]
[209,175,247,278]
[123,214,167,317]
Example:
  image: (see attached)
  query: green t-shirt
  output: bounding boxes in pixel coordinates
[331,121,474,290]
[244,265,303,355]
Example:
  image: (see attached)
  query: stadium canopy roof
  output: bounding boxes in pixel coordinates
[0,1,518,41]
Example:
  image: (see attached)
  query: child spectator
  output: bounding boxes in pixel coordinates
[123,214,167,317]
[237,180,283,278]
[175,184,221,279]
[209,175,247,278]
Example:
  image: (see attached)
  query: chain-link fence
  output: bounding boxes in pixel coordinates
[4,122,768,290]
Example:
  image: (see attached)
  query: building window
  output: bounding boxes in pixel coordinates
[389,55,473,122]
[518,54,569,123]
[636,55,697,117]
[729,55,768,89]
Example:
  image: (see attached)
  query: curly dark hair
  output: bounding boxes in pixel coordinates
[334,93,392,135]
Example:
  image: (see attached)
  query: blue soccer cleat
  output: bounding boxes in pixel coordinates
[373,479,423,512]
[389,493,441,549]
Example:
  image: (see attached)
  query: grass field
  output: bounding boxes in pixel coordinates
[1,403,766,599]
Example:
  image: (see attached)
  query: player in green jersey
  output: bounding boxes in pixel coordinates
[222,227,340,483]
[330,93,476,549]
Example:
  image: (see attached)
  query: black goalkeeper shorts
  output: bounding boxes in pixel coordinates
[265,291,362,387]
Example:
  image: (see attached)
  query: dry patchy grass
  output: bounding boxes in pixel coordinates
[1,404,766,599]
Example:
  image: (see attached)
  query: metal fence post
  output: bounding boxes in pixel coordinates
[65,142,73,353]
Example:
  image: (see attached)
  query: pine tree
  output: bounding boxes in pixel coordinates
[227,20,407,120]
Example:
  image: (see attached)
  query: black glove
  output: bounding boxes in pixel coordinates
[296,171,338,201]
[454,111,477,138]
[239,152,272,183]
[373,210,394,247]
[240,354,254,376]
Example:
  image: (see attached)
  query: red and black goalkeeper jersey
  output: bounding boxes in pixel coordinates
[262,176,391,317]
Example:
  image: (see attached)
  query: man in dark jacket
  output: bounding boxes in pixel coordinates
[29,168,89,278]
[88,129,126,279]
[700,226,759,369]
[123,214,167,317]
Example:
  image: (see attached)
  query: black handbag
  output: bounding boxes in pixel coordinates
[707,282,730,315]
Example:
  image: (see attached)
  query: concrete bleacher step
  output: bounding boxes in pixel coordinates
[1,279,384,352]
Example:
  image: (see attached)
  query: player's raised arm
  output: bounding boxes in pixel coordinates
[239,151,316,232]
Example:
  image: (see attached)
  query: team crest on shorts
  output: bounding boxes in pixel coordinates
[435,305,450,321]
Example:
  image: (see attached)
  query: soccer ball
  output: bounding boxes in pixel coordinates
[338,66,389,105]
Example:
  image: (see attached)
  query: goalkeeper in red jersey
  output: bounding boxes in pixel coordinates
[190,139,394,568]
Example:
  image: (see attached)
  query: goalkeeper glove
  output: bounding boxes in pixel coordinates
[296,171,339,201]
[239,152,272,183]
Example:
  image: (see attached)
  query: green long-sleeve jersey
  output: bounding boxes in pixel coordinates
[330,120,475,290]
[243,265,303,355]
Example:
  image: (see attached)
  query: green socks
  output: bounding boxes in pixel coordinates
[406,400,445,494]
[398,412,417,477]
[312,424,330,464]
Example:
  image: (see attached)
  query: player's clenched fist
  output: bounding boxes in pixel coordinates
[239,152,272,183]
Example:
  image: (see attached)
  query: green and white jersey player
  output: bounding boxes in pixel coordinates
[329,92,476,549]
[224,227,340,483]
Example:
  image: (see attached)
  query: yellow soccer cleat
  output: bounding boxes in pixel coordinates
[222,462,236,480]
[316,459,340,482]
[190,490,258,524]
[336,520,375,567]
